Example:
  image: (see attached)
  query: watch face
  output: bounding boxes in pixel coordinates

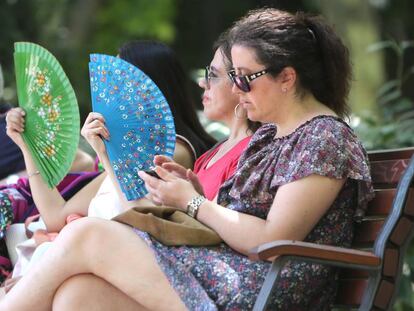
[189,205,196,217]
[187,196,205,218]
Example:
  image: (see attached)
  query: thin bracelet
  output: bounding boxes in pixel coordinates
[28,170,40,178]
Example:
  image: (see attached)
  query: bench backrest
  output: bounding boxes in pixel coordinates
[335,147,414,310]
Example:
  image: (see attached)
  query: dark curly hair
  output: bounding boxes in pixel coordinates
[224,8,352,118]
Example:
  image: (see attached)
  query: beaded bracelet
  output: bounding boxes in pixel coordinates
[28,170,40,178]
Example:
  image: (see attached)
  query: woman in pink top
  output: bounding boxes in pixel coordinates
[156,37,260,202]
[193,136,251,200]
[189,37,260,201]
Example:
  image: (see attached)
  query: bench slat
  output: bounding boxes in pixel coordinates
[370,159,411,186]
[365,189,396,216]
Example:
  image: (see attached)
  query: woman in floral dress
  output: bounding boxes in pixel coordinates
[0,8,374,311]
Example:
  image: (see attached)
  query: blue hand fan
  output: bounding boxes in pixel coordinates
[89,54,176,201]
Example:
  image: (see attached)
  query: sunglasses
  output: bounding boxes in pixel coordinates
[227,69,269,92]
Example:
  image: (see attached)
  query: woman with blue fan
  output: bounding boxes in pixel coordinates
[85,39,259,212]
[2,41,215,232]
[119,38,260,203]
[0,35,261,306]
[1,38,257,292]
[0,41,218,286]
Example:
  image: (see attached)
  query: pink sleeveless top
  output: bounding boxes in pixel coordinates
[193,136,251,201]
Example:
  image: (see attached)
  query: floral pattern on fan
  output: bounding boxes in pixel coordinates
[27,66,63,158]
[89,54,176,201]
[14,42,80,188]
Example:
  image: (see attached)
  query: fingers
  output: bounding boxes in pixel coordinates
[187,169,205,195]
[153,155,173,166]
[138,167,198,210]
[85,112,105,124]
[186,169,197,181]
[81,112,110,140]
[145,184,163,206]
[138,170,164,204]
[138,166,176,192]
[138,170,161,187]
[161,162,187,178]
[154,166,176,182]
[150,195,163,206]
[8,107,26,117]
[81,124,109,140]
[5,108,26,132]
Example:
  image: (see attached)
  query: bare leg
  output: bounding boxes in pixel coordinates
[0,218,187,311]
[53,274,147,311]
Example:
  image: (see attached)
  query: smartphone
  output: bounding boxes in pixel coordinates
[144,169,161,179]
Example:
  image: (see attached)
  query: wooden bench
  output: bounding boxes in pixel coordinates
[250,147,414,311]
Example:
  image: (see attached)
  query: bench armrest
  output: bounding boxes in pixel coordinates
[249,240,381,269]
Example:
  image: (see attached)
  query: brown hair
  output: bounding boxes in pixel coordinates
[225,8,352,118]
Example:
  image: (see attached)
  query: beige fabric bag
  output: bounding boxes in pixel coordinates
[113,206,222,246]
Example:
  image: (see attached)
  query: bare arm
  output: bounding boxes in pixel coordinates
[0,148,94,185]
[6,108,102,232]
[139,166,345,256]
[105,140,196,209]
[82,112,197,210]
[80,112,135,211]
[195,174,345,254]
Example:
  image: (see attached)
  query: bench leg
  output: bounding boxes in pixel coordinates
[253,257,289,311]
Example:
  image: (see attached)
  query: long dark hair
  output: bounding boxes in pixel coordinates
[118,40,216,157]
[225,8,351,118]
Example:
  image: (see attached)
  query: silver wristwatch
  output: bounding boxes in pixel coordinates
[186,195,206,219]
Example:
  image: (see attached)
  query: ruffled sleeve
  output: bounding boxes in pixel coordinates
[274,118,371,183]
[220,116,374,219]
[274,118,374,219]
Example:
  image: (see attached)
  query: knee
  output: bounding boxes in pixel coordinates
[55,217,109,252]
[52,274,93,311]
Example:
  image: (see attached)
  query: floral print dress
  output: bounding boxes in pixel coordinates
[136,115,374,310]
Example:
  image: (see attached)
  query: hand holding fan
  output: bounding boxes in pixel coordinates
[89,54,176,201]
[14,42,80,188]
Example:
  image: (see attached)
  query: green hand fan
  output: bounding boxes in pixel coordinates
[14,42,80,188]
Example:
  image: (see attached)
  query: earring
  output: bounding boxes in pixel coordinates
[234,103,247,120]
[282,87,287,93]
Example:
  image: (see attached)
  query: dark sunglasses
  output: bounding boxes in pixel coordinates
[227,69,269,92]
